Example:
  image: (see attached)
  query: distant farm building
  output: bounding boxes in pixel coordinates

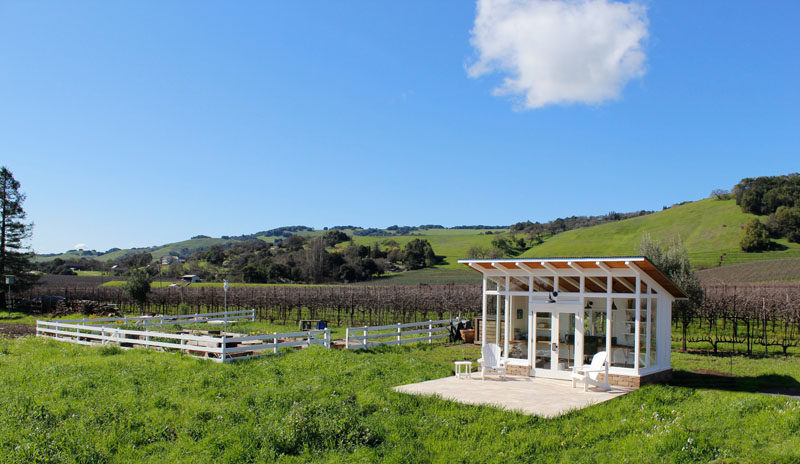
[161,255,181,265]
[181,274,202,283]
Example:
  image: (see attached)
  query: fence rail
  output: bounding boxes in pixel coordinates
[344,318,460,349]
[57,309,256,328]
[36,310,329,363]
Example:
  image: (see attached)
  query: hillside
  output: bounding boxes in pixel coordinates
[520,198,800,269]
[35,228,505,270]
[34,198,800,280]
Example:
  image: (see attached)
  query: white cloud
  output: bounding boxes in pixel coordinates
[73,243,87,250]
[468,0,648,109]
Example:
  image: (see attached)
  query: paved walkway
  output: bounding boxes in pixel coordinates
[394,375,633,417]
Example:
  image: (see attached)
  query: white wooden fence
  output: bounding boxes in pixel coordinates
[36,310,331,363]
[54,309,256,328]
[344,318,460,349]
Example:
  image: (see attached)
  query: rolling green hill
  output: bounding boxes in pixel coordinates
[520,198,800,269]
[35,198,800,278]
[35,228,506,270]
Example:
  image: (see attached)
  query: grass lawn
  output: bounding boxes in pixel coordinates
[1,334,799,463]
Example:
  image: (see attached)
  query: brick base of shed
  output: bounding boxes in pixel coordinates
[504,364,673,388]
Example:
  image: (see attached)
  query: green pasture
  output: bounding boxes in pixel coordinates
[520,198,800,269]
[355,268,480,286]
[346,229,502,269]
[1,333,799,463]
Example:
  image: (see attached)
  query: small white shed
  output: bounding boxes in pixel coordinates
[459,257,687,387]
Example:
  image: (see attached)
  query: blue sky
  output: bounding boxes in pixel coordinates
[1,1,798,254]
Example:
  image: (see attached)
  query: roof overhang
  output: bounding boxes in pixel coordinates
[458,256,688,299]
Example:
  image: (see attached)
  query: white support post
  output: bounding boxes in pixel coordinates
[503,277,510,359]
[645,297,652,368]
[481,276,487,347]
[345,327,350,349]
[495,292,500,346]
[606,275,612,363]
[324,328,331,349]
[428,320,433,344]
[576,274,585,366]
[397,322,402,343]
[273,332,278,354]
[220,336,226,363]
[251,309,255,322]
[363,326,368,349]
[634,275,641,374]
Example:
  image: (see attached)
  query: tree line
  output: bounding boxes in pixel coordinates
[731,173,800,251]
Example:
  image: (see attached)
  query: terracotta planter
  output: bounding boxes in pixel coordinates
[460,329,475,344]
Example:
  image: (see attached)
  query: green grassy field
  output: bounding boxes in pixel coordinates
[521,198,800,269]
[354,268,480,286]
[346,229,502,269]
[1,335,799,463]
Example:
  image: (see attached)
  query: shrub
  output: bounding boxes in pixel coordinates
[740,218,772,252]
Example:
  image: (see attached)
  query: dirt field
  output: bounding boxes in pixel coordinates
[0,323,36,338]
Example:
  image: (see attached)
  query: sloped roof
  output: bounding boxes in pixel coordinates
[458,256,687,299]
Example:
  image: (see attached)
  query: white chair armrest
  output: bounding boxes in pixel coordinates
[581,367,607,373]
[573,364,589,374]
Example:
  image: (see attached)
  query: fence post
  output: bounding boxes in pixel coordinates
[345,327,350,349]
[397,322,402,343]
[220,336,226,363]
[324,328,331,349]
[251,309,255,322]
[428,320,433,344]
[273,332,278,354]
[363,326,368,349]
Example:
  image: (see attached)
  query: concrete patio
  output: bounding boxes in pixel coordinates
[394,375,634,417]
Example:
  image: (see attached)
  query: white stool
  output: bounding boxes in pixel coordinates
[454,361,473,379]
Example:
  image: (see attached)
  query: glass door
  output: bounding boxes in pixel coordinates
[531,305,581,379]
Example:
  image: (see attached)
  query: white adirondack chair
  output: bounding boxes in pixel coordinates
[571,351,610,391]
[479,343,506,380]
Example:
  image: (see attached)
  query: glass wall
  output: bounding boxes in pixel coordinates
[609,298,637,368]
[582,297,607,365]
[508,295,528,359]
[638,298,648,369]
[649,297,658,367]
[533,312,551,369]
